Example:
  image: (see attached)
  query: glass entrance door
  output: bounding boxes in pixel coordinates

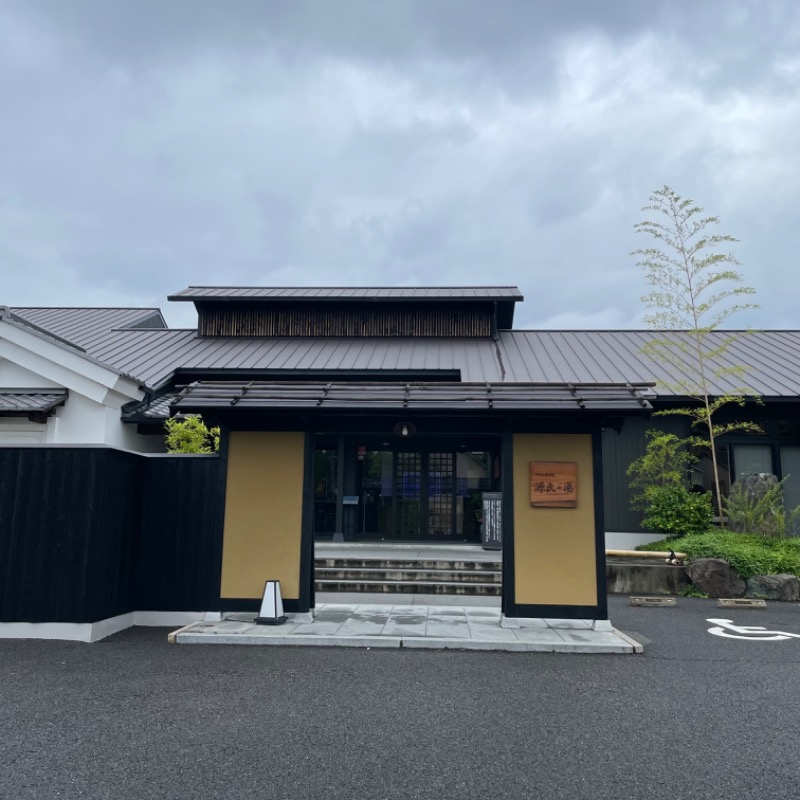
[426,452,455,540]
[358,450,460,541]
[315,439,497,542]
[395,452,422,539]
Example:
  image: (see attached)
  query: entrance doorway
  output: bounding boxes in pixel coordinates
[313,438,499,543]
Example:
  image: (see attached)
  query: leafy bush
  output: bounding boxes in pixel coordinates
[725,475,800,538]
[164,416,220,454]
[638,531,800,579]
[642,486,713,538]
[626,430,712,536]
[627,430,697,511]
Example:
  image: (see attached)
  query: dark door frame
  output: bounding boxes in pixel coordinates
[312,432,501,543]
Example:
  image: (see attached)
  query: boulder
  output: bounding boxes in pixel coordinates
[685,558,746,598]
[745,574,800,602]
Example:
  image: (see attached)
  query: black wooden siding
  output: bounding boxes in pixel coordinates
[602,416,690,532]
[0,449,141,623]
[134,456,223,611]
[198,301,494,338]
[0,448,222,624]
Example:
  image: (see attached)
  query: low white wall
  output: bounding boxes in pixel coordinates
[0,611,205,643]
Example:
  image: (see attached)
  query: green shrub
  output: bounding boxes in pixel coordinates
[164,416,220,454]
[638,531,800,579]
[641,485,713,538]
[627,430,697,511]
[725,475,800,538]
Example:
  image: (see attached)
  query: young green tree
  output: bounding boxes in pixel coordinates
[627,430,697,511]
[164,415,220,454]
[633,186,759,520]
[627,430,713,537]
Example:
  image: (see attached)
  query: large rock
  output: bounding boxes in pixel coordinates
[745,574,800,602]
[686,558,746,598]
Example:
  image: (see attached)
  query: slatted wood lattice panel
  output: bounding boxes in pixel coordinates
[198,301,494,338]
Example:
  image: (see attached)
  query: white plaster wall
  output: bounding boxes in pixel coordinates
[37,393,164,452]
[102,404,165,452]
[47,392,105,443]
[0,357,60,388]
[0,422,46,444]
[0,368,164,451]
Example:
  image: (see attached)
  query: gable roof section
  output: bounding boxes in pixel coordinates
[10,307,166,352]
[0,308,144,403]
[93,327,800,399]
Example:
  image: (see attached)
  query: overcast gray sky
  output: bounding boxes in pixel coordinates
[1,0,798,329]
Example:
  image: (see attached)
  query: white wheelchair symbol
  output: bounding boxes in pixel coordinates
[707,618,800,641]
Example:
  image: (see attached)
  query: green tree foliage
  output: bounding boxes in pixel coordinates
[164,416,220,454]
[627,430,697,511]
[641,486,713,538]
[633,186,760,518]
[627,430,712,537]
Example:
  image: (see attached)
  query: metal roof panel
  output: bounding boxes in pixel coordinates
[168,286,524,302]
[75,325,800,398]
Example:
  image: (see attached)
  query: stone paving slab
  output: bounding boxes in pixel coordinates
[317,591,502,607]
[172,604,641,653]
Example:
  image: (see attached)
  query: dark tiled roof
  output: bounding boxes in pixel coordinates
[88,328,800,398]
[10,307,167,352]
[168,286,524,302]
[122,392,178,421]
[0,389,68,414]
[10,305,800,399]
[172,381,654,413]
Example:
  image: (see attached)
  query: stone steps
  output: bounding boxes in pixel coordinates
[316,567,502,584]
[315,579,502,595]
[314,557,502,596]
[315,558,502,571]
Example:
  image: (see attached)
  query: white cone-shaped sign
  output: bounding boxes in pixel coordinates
[255,579,287,625]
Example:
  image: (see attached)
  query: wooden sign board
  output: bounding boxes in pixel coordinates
[530,461,578,508]
[481,492,503,550]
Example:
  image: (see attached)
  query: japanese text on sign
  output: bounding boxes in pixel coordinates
[530,461,578,508]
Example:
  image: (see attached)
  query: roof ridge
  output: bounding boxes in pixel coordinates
[179,285,521,290]
[10,306,162,311]
[508,328,800,333]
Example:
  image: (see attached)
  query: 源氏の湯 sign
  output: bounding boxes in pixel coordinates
[530,461,577,508]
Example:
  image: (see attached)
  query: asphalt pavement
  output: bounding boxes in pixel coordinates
[2,595,799,800]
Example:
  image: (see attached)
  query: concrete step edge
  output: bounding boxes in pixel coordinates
[314,559,502,569]
[315,580,502,590]
[314,568,502,578]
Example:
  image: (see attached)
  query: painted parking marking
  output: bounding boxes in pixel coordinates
[706,618,800,641]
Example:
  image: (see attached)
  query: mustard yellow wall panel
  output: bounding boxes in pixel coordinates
[220,431,305,599]
[513,434,598,607]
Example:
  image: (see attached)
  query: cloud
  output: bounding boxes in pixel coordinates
[0,0,797,331]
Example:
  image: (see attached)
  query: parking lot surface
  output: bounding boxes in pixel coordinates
[2,595,799,800]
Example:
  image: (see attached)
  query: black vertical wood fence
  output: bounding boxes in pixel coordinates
[0,448,223,623]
